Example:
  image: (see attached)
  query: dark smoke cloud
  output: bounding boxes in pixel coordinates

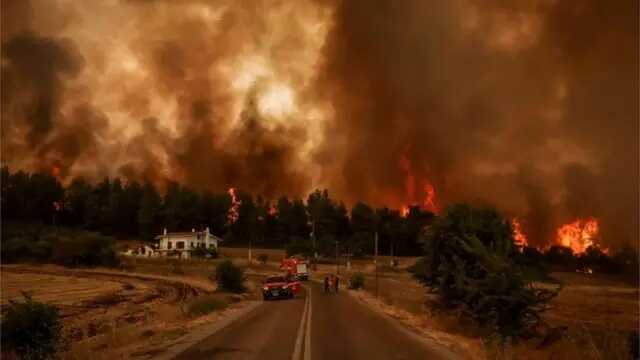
[1,0,637,248]
[312,0,638,248]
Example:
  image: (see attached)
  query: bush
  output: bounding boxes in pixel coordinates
[257,254,268,264]
[50,232,119,267]
[1,293,62,360]
[349,273,365,289]
[414,204,558,341]
[215,260,246,293]
[185,296,228,317]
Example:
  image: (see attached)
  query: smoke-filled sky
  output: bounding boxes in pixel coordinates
[1,0,638,248]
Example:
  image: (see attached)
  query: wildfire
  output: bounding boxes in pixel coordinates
[401,205,410,217]
[227,187,241,224]
[399,144,439,216]
[555,218,601,254]
[511,218,528,248]
[423,183,438,213]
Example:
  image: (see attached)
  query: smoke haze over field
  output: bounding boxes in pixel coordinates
[1,0,638,248]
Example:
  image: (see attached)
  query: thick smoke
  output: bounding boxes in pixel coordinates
[312,0,638,248]
[1,0,637,248]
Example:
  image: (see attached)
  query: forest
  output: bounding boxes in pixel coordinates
[1,167,434,257]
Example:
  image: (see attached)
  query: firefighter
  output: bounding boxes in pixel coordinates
[324,276,330,293]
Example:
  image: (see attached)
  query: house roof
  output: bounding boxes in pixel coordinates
[155,232,224,241]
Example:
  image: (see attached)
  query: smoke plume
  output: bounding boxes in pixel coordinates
[1,0,637,248]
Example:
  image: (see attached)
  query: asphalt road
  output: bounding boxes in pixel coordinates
[174,282,457,360]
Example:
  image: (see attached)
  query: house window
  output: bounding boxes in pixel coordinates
[177,242,185,249]
[209,244,216,249]
[190,242,194,248]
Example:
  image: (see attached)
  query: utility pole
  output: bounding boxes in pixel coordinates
[335,240,339,274]
[374,231,379,299]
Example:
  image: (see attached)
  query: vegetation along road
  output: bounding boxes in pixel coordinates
[174,281,458,360]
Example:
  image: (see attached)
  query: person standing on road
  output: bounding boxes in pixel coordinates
[324,276,329,293]
[334,275,339,293]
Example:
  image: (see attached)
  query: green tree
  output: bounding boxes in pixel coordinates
[138,181,161,241]
[413,204,558,340]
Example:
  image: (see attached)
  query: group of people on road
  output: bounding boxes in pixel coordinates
[323,274,339,294]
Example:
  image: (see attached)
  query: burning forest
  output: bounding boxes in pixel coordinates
[1,0,638,252]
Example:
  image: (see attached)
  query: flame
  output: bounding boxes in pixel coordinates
[227,187,241,224]
[401,205,410,217]
[268,205,277,216]
[511,218,528,248]
[423,182,438,213]
[555,218,601,254]
[399,144,439,215]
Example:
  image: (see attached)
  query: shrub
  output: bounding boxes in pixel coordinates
[215,260,246,293]
[1,293,62,360]
[349,273,365,289]
[414,204,558,341]
[1,237,31,263]
[185,296,228,317]
[257,254,268,264]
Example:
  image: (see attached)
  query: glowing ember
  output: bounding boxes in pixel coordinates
[555,218,600,254]
[511,218,528,248]
[227,187,241,224]
[401,205,410,217]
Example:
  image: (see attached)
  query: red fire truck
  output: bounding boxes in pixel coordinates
[280,257,310,281]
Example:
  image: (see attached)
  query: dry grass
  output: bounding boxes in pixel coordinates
[1,263,260,359]
[1,272,123,306]
[339,266,638,360]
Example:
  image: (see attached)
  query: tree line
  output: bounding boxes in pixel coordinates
[1,167,435,257]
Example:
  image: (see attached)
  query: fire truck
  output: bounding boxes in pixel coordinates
[280,257,310,281]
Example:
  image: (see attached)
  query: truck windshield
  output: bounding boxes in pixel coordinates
[266,276,285,283]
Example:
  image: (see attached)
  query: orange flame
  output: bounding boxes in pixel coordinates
[511,218,528,248]
[399,144,439,215]
[555,218,601,254]
[227,187,241,224]
[400,205,410,217]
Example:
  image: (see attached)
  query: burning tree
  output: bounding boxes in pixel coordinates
[412,204,559,341]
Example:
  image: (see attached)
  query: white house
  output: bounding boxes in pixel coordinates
[155,227,222,259]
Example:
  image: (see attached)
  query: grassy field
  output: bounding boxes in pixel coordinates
[339,265,638,360]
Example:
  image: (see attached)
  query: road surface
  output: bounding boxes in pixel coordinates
[174,281,457,360]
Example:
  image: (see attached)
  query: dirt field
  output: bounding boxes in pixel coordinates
[1,272,124,306]
[0,263,264,359]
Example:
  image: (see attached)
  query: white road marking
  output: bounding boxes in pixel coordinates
[304,286,312,360]
[292,287,310,360]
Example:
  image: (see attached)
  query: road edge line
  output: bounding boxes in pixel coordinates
[292,287,310,360]
[158,300,262,360]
